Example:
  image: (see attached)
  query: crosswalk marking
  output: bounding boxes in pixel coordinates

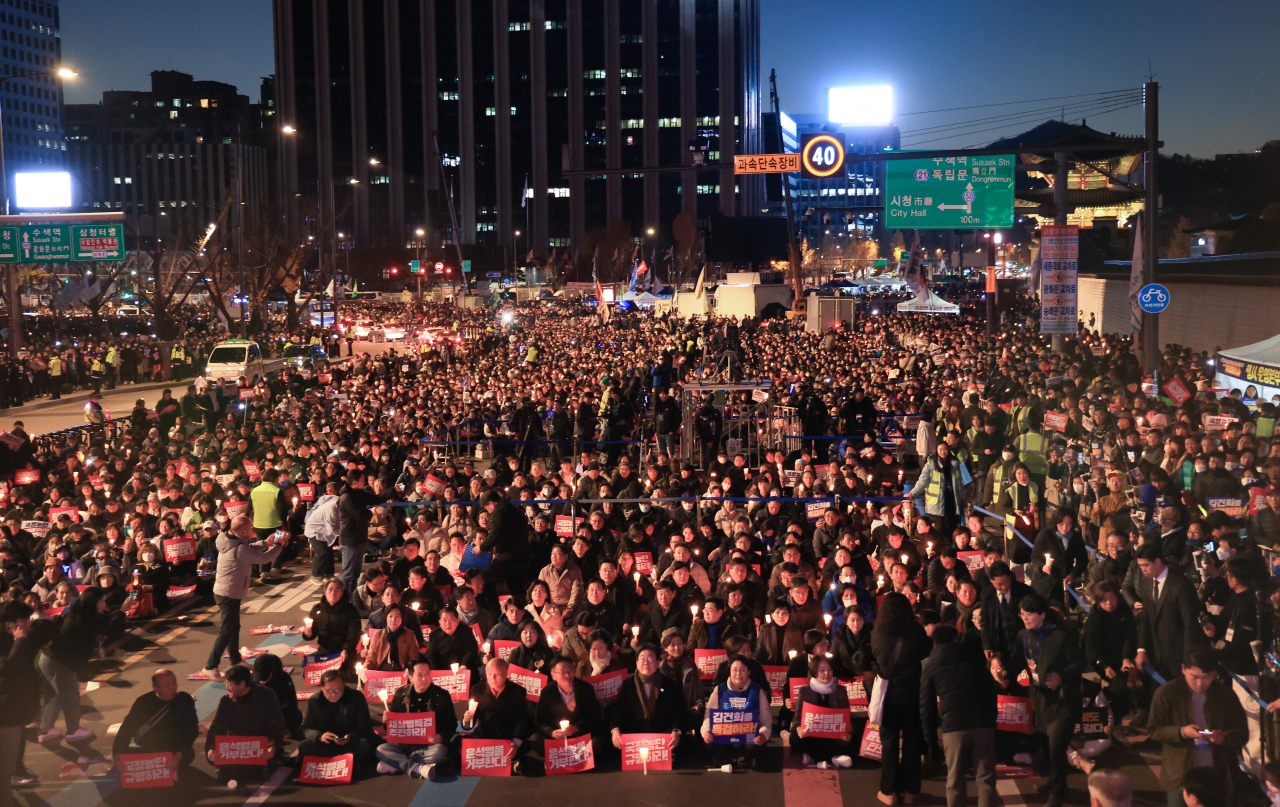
[261,578,323,613]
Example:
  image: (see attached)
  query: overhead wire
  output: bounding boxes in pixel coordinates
[958,98,1143,149]
[897,93,1142,139]
[895,88,1142,117]
[900,97,1143,149]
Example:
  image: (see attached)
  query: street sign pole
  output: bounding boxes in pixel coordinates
[1144,81,1160,376]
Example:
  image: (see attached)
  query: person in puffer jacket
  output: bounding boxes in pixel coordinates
[920,624,998,807]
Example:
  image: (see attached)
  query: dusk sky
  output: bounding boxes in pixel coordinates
[62,0,1280,159]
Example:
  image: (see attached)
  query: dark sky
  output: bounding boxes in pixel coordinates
[63,0,1279,159]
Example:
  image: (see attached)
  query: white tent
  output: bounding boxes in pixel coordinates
[896,290,960,315]
[1216,334,1280,402]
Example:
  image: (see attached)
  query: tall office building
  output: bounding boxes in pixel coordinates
[0,0,68,208]
[274,0,761,266]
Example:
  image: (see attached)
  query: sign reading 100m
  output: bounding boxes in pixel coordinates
[884,154,1015,229]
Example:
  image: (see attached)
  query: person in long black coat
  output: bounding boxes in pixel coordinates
[609,646,685,760]
[477,492,531,604]
[978,561,1032,658]
[871,593,932,802]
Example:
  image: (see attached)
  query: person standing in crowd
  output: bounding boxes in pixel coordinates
[921,623,997,807]
[338,470,385,596]
[202,516,284,680]
[872,592,932,805]
[0,601,52,803]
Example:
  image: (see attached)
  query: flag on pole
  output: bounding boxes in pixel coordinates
[593,253,610,324]
[324,279,335,297]
[1128,217,1144,335]
[902,230,927,302]
[521,175,529,209]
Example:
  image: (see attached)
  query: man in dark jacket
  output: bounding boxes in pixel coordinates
[298,669,376,770]
[112,669,200,768]
[920,625,997,807]
[1129,543,1205,681]
[376,660,456,779]
[205,665,287,785]
[1029,511,1090,608]
[477,491,530,604]
[979,561,1032,658]
[462,659,533,772]
[337,470,385,595]
[609,646,685,755]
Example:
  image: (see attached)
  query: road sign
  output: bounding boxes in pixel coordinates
[71,223,126,261]
[486,272,501,278]
[462,260,472,273]
[884,154,1014,229]
[1137,283,1170,314]
[0,226,17,263]
[1040,225,1079,335]
[733,153,801,175]
[800,133,845,179]
[19,224,72,262]
[409,260,420,273]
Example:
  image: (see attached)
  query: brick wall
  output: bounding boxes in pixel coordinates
[1078,277,1280,354]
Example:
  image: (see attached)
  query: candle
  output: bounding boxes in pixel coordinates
[823,614,832,626]
[411,602,420,611]
[355,662,364,673]
[304,617,313,630]
[631,625,640,637]
[633,572,641,583]
[1045,553,1052,566]
[690,604,699,617]
[451,663,460,674]
[468,698,477,713]
[788,650,798,660]
[379,690,389,705]
[559,719,570,731]
[877,575,885,587]
[482,642,491,654]
[764,614,771,624]
[927,541,933,552]
[901,554,908,564]
[639,744,649,774]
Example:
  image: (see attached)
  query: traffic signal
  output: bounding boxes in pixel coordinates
[391,267,399,275]
[445,267,452,275]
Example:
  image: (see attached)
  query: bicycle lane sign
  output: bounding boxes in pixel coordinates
[1137,283,1170,314]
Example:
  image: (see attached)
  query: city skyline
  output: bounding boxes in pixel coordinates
[60,0,1280,159]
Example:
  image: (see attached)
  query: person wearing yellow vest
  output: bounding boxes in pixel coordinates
[908,442,970,533]
[983,447,1020,507]
[104,346,118,389]
[250,469,289,582]
[524,345,539,364]
[1016,429,1048,479]
[997,464,1040,538]
[47,352,63,400]
[171,344,185,381]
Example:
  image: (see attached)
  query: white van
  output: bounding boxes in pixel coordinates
[204,339,285,384]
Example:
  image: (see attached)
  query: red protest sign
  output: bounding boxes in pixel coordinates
[553,515,583,537]
[693,649,727,680]
[303,654,343,686]
[839,677,870,708]
[799,702,851,739]
[470,624,484,645]
[545,735,594,775]
[168,584,197,601]
[363,670,404,702]
[1162,377,1191,406]
[762,665,787,704]
[506,664,547,702]
[789,677,808,704]
[299,753,353,785]
[859,723,883,761]
[621,733,673,771]
[996,694,1035,734]
[493,640,519,661]
[461,738,512,776]
[386,712,435,744]
[430,668,471,702]
[163,536,197,564]
[118,752,174,788]
[586,669,627,703]
[239,388,257,402]
[14,469,40,485]
[424,474,447,496]
[214,735,269,766]
[1043,411,1068,432]
[176,459,195,479]
[296,483,316,501]
[633,551,654,574]
[48,506,79,523]
[958,550,985,573]
[224,500,249,517]
[242,461,260,478]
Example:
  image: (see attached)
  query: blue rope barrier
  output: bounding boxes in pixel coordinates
[376,494,912,508]
[1143,664,1167,685]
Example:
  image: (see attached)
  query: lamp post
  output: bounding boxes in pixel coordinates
[2,66,77,359]
[414,227,425,300]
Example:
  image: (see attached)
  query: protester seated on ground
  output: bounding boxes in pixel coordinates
[529,656,604,773]
[507,618,556,674]
[205,664,287,786]
[302,579,363,672]
[299,669,376,771]
[111,668,200,769]
[253,653,303,740]
[789,655,853,769]
[368,584,423,636]
[376,659,456,780]
[462,659,533,774]
[365,603,421,672]
[610,645,684,757]
[423,607,480,672]
[701,656,772,771]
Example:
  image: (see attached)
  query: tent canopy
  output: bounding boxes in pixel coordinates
[896,290,959,315]
[1216,334,1280,399]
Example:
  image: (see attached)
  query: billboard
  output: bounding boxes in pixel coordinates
[828,86,892,126]
[14,172,72,209]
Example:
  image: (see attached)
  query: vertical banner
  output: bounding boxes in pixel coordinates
[1040,225,1078,335]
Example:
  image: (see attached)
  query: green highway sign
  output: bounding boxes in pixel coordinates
[19,224,72,262]
[409,259,421,273]
[461,259,472,273]
[0,227,17,263]
[884,154,1015,229]
[72,223,126,261]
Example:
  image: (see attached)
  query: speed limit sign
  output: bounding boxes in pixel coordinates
[801,133,846,179]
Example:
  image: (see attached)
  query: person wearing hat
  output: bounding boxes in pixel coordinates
[982,442,1021,509]
[83,392,106,425]
[93,565,129,612]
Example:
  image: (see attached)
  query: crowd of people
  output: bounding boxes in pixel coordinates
[0,290,1278,807]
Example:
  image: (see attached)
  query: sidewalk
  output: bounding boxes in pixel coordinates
[0,377,184,416]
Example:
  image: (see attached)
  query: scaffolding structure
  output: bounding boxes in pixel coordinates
[679,380,779,467]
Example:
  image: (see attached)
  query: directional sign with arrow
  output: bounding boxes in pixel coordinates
[885,155,1015,229]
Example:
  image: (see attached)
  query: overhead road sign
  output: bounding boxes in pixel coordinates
[885,154,1015,228]
[733,153,801,174]
[0,222,127,263]
[800,133,846,179]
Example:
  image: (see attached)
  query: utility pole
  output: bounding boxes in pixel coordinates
[769,70,804,318]
[433,131,467,293]
[1051,150,1069,354]
[1143,81,1160,376]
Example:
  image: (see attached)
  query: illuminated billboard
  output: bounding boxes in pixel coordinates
[828,86,893,126]
[14,171,73,209]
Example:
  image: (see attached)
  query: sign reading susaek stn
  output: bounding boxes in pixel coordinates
[0,222,127,263]
[19,224,72,262]
[884,154,1015,228]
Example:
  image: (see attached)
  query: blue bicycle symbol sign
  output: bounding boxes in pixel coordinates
[1138,283,1171,314]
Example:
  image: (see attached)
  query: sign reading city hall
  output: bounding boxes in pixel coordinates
[884,154,1015,228]
[0,222,126,263]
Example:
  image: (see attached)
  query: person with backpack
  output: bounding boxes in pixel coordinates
[305,482,341,584]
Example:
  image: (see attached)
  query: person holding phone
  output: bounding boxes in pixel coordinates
[201,516,284,681]
[298,669,376,771]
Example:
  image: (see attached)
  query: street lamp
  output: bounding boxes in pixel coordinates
[2,65,78,359]
[646,228,655,235]
[281,125,296,134]
[412,228,427,301]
